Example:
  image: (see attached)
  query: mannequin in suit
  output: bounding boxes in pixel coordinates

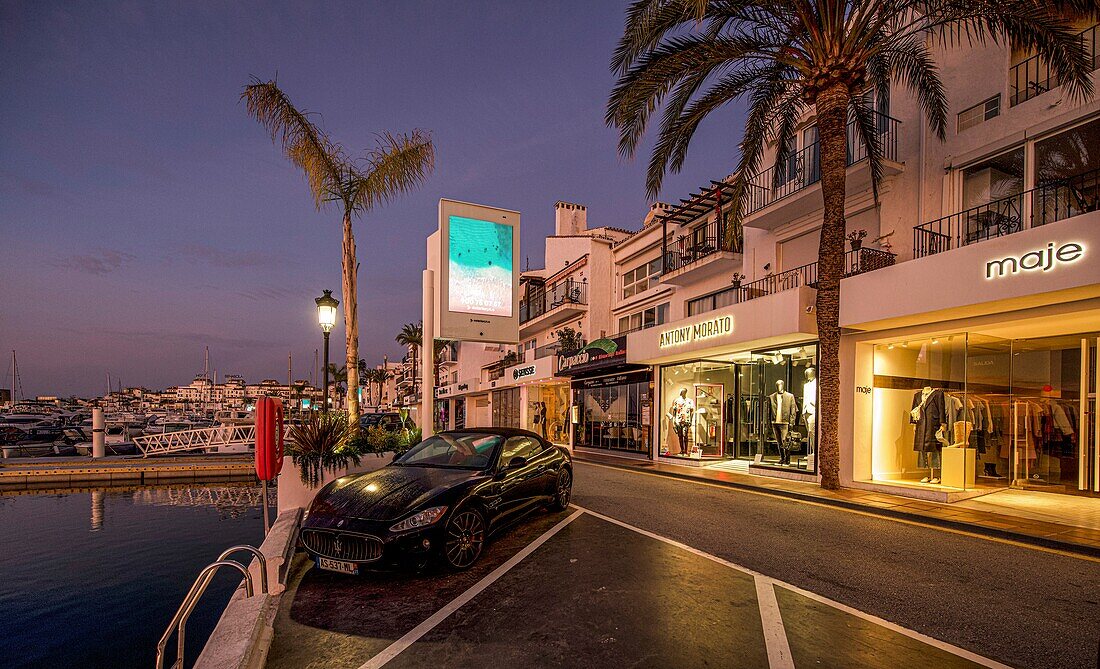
[770,380,797,464]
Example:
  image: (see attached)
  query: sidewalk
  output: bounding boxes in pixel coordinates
[572,452,1100,558]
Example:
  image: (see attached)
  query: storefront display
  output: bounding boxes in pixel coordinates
[867,330,1098,496]
[454,397,466,430]
[525,383,570,444]
[658,344,818,470]
[572,370,652,454]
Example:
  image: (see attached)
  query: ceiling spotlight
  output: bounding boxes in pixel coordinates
[901,342,909,348]
[931,338,940,345]
[887,344,895,350]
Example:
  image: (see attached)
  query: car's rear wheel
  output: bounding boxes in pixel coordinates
[550,468,572,511]
[442,508,485,570]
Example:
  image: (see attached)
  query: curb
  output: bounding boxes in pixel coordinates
[574,455,1100,560]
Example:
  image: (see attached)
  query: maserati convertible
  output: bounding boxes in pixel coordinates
[300,428,573,573]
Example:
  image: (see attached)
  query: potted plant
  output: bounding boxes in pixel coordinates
[730,272,745,289]
[286,411,358,488]
[846,229,867,251]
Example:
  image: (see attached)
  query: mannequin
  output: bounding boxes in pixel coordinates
[802,368,817,456]
[769,380,797,464]
[667,388,694,455]
[911,386,946,483]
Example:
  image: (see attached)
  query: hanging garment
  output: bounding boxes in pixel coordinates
[911,388,946,453]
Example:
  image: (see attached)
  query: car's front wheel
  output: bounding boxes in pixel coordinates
[441,508,486,570]
[549,468,572,511]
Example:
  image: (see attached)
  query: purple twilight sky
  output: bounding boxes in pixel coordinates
[0,1,747,398]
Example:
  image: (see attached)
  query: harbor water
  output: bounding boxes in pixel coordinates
[0,481,269,669]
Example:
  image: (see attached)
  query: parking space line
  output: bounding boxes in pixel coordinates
[356,508,584,669]
[571,504,1012,669]
[754,578,795,669]
[576,460,1100,564]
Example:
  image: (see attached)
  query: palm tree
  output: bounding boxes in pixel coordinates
[327,363,348,401]
[607,0,1095,489]
[432,339,453,386]
[242,79,435,431]
[396,321,423,392]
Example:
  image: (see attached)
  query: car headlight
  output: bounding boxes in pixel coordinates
[389,506,448,533]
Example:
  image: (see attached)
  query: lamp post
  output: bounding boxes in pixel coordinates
[315,290,339,414]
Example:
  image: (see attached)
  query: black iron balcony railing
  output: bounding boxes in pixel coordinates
[687,247,896,316]
[664,218,744,274]
[520,278,587,324]
[744,112,900,217]
[913,168,1100,258]
[1010,23,1098,107]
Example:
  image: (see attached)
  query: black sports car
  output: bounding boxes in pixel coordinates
[300,428,573,572]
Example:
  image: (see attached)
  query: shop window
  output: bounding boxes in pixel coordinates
[491,388,520,428]
[869,334,1011,490]
[961,148,1024,209]
[572,372,651,454]
[526,384,570,444]
[659,345,818,470]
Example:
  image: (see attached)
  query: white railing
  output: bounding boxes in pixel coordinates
[133,425,290,457]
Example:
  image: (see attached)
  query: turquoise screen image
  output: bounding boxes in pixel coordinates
[448,215,513,317]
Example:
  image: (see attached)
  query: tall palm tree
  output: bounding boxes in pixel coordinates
[395,321,423,392]
[607,0,1095,489]
[243,79,435,431]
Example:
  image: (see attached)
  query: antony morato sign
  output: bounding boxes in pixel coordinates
[659,315,733,348]
[985,241,1084,279]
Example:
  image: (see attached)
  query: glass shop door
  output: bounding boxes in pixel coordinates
[1011,335,1099,496]
[735,361,764,460]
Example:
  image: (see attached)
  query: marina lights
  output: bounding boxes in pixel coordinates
[315,290,339,333]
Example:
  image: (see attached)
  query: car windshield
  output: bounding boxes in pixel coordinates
[393,433,503,470]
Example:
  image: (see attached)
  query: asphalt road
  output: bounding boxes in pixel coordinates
[571,461,1100,669]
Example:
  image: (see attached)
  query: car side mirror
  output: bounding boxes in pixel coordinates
[504,455,528,471]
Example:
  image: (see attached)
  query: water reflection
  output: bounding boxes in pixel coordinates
[0,481,270,669]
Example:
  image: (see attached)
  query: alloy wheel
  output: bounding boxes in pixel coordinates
[444,510,485,569]
[554,469,572,509]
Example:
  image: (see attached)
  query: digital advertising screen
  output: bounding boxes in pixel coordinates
[447,215,514,317]
[437,199,520,344]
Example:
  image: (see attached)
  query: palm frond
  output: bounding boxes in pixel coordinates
[241,78,345,209]
[350,131,436,213]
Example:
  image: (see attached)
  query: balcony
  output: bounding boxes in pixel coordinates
[519,278,588,337]
[742,112,902,229]
[661,217,743,284]
[688,248,896,316]
[913,168,1100,258]
[1010,23,1098,107]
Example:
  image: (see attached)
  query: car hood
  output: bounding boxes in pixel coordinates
[307,465,478,524]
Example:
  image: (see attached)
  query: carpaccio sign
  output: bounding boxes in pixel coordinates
[556,336,627,375]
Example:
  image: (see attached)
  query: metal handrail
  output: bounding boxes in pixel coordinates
[218,545,268,595]
[154,546,264,669]
[1010,23,1098,106]
[744,111,899,216]
[914,167,1100,257]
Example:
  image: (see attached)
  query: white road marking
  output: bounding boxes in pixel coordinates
[573,504,1012,669]
[356,508,584,669]
[754,577,795,669]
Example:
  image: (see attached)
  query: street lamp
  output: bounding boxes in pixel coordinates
[315,289,339,413]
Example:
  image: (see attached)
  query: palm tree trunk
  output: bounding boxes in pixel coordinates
[813,82,851,491]
[341,210,361,431]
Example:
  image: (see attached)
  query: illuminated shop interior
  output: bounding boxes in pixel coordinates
[659,344,818,471]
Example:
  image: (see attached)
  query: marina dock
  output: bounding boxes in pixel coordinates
[0,454,256,490]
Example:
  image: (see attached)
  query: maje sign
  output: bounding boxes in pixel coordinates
[659,315,733,348]
[985,241,1084,280]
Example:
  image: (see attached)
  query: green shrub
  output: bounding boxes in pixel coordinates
[286,412,357,488]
